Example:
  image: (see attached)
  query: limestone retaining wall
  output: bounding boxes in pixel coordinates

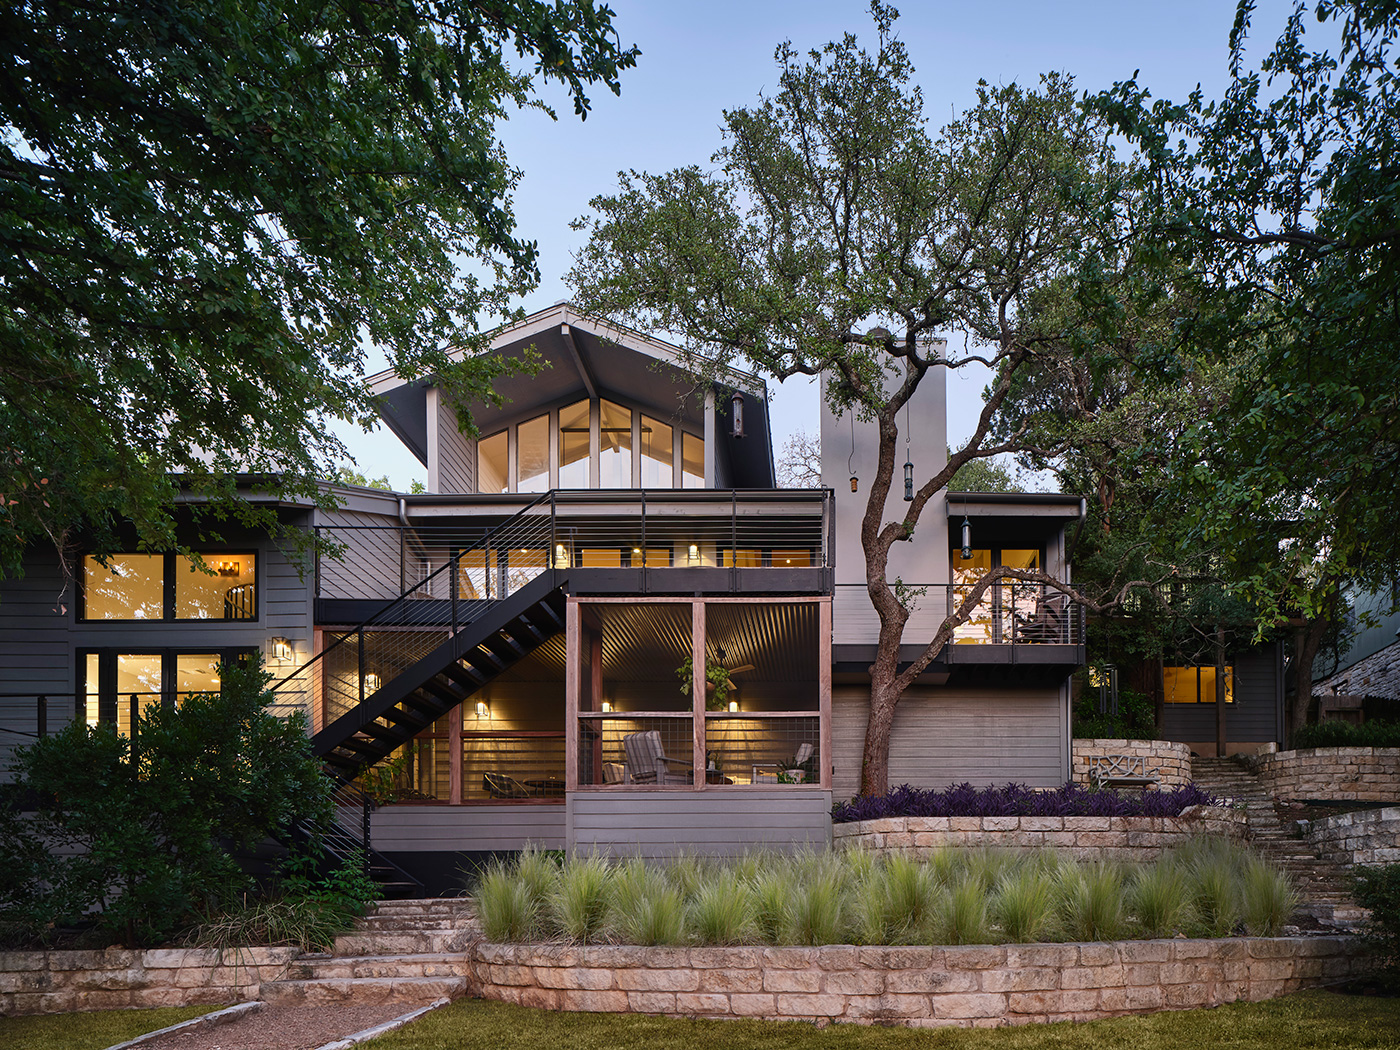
[1246,746,1400,802]
[471,937,1364,1027]
[1309,806,1400,866]
[1071,739,1193,789]
[0,947,297,1016]
[832,807,1247,863]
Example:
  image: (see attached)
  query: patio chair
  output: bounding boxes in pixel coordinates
[482,771,530,798]
[622,730,691,785]
[1015,593,1066,644]
[752,742,816,784]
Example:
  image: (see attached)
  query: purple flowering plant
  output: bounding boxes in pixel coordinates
[831,781,1223,824]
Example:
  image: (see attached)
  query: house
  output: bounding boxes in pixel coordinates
[0,304,1085,894]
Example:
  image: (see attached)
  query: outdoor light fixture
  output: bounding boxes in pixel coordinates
[960,515,972,560]
[903,458,914,501]
[688,543,700,566]
[270,637,292,661]
[601,701,613,713]
[475,701,490,719]
[848,413,859,493]
[215,559,241,577]
[730,391,746,438]
[554,542,569,569]
[728,700,739,713]
[363,673,381,694]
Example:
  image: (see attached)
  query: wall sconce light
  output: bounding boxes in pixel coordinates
[960,515,972,560]
[554,543,570,569]
[270,637,292,661]
[475,701,490,719]
[363,672,381,694]
[216,559,241,577]
[727,700,739,713]
[601,701,613,713]
[730,391,745,438]
[687,543,700,566]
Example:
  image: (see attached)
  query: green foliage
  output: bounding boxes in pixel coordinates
[947,454,1026,493]
[1291,720,1400,750]
[0,0,638,575]
[936,876,991,946]
[991,868,1057,944]
[688,873,755,946]
[551,854,609,943]
[676,657,733,710]
[1240,856,1299,938]
[1072,687,1158,741]
[1057,863,1125,942]
[0,658,332,947]
[1351,864,1400,991]
[1128,863,1190,939]
[477,862,540,943]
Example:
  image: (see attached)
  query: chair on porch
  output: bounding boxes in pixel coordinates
[1015,592,1067,644]
[753,742,815,784]
[622,730,692,785]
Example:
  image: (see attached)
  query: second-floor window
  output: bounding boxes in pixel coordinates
[80,553,257,621]
[476,399,704,493]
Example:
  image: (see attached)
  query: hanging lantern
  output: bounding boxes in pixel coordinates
[730,391,745,438]
[849,475,859,493]
[903,458,914,501]
[960,515,972,560]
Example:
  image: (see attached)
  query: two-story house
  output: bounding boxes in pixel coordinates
[0,303,1084,893]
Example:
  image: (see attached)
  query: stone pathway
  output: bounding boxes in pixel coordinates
[135,1002,413,1050]
[1190,755,1367,927]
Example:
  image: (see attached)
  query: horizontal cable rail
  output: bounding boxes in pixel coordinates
[316,489,833,603]
[272,492,558,724]
[833,582,1084,646]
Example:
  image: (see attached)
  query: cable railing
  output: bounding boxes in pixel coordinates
[833,582,1084,646]
[315,489,833,603]
[271,491,559,724]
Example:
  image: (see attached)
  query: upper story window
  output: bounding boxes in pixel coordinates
[81,553,257,621]
[475,398,704,493]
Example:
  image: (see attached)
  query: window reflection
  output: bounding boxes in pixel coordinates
[559,400,590,488]
[641,416,673,487]
[599,400,632,487]
[517,415,549,492]
[683,433,704,488]
[84,555,163,620]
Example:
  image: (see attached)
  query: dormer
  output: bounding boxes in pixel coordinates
[367,304,775,493]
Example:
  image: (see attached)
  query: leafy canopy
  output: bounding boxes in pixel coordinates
[0,0,637,575]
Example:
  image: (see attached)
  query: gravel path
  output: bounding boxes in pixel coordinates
[137,1002,419,1050]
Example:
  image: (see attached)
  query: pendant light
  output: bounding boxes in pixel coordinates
[961,514,972,560]
[902,402,914,501]
[848,413,858,492]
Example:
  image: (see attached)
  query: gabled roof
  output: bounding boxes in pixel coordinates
[366,303,776,487]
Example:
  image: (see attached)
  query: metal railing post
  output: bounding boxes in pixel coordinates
[450,547,459,635]
[357,631,366,706]
[37,694,46,738]
[550,492,557,583]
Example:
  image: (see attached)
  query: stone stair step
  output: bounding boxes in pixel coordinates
[288,953,469,981]
[261,975,468,1005]
[332,930,475,956]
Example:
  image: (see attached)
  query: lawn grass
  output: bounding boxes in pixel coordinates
[0,1004,216,1050]
[362,992,1400,1049]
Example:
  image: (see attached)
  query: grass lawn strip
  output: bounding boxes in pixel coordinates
[0,1005,216,1050]
[359,993,1400,1049]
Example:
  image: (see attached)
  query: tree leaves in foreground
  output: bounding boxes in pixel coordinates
[0,0,638,578]
[569,2,1131,794]
[1093,0,1400,723]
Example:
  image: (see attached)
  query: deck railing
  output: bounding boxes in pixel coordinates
[833,582,1084,646]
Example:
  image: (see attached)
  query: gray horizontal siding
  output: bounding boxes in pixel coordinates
[1161,646,1281,745]
[371,804,566,851]
[832,685,1068,799]
[567,789,832,859]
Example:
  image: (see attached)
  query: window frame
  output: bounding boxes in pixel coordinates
[77,551,260,623]
[78,646,256,734]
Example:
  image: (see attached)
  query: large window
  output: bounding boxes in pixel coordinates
[951,547,1043,644]
[516,414,549,492]
[599,400,633,488]
[640,416,673,487]
[682,433,705,488]
[478,430,508,493]
[559,400,590,487]
[81,649,246,735]
[1164,666,1235,704]
[81,553,256,621]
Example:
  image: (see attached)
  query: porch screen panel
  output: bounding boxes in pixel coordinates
[559,400,589,488]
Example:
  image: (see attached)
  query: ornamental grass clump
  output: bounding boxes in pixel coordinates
[550,854,610,943]
[1058,862,1125,941]
[784,868,845,946]
[476,861,539,942]
[937,875,991,945]
[992,868,1057,944]
[1129,863,1190,938]
[688,872,754,945]
[1240,855,1299,937]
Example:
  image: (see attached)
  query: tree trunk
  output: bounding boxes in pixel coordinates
[1289,614,1330,739]
[859,676,901,798]
[1215,623,1227,757]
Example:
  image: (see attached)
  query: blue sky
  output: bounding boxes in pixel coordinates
[337,0,1290,487]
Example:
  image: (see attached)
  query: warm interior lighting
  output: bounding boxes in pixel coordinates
[601,701,613,713]
[270,637,292,661]
[687,543,700,566]
[727,700,739,713]
[475,701,490,719]
[554,543,569,569]
[216,559,241,577]
[363,673,381,693]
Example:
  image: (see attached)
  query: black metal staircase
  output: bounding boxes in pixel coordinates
[311,573,567,776]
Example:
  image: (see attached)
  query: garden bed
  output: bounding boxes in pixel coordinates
[830,782,1222,825]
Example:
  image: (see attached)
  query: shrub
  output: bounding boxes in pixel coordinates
[688,872,754,945]
[832,780,1222,824]
[1352,864,1400,990]
[937,875,991,945]
[1072,687,1157,741]
[1187,845,1241,937]
[1291,719,1400,750]
[1240,856,1299,937]
[784,868,844,945]
[0,658,333,947]
[1058,863,1125,941]
[550,854,608,942]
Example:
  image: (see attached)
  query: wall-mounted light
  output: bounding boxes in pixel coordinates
[554,542,570,569]
[601,701,613,713]
[687,543,700,566]
[960,515,972,560]
[475,701,490,719]
[363,672,381,694]
[216,559,242,577]
[728,700,739,713]
[270,637,292,661]
[730,391,745,438]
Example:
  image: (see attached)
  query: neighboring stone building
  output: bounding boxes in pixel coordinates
[1314,586,1400,701]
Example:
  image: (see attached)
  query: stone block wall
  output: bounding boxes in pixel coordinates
[0,947,297,1016]
[1309,806,1400,866]
[1246,746,1400,802]
[471,937,1365,1027]
[1071,739,1193,789]
[1315,639,1400,700]
[832,808,1247,863]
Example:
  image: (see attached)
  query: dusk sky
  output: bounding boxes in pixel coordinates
[336,0,1294,488]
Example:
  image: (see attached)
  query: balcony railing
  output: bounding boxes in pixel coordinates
[833,582,1084,646]
[315,488,834,603]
